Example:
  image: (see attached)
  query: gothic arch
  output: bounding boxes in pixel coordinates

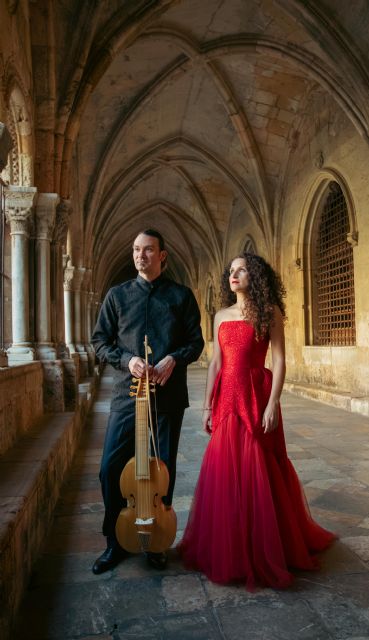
[297,170,358,345]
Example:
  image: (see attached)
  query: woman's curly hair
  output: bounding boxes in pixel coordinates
[220,253,286,339]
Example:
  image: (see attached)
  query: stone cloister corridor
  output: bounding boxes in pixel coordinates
[1,0,369,638]
[12,367,369,639]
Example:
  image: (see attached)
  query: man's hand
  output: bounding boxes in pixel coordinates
[128,356,153,379]
[152,355,176,386]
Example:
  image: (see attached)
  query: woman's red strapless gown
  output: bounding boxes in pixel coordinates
[179,321,335,589]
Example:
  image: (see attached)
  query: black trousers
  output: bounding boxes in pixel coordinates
[99,408,185,542]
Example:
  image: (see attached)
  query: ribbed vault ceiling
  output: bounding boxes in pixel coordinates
[55,0,369,294]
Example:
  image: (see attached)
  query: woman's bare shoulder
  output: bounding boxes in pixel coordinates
[215,307,235,322]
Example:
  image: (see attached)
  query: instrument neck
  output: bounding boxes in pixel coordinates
[135,396,150,478]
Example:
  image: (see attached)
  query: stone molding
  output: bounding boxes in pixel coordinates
[54,199,72,245]
[35,193,60,241]
[4,186,37,236]
[0,122,13,172]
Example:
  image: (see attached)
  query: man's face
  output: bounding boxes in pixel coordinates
[132,233,166,281]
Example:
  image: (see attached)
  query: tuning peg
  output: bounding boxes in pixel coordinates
[129,391,137,397]
[132,377,139,383]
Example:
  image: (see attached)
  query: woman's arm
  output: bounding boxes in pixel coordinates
[202,312,223,434]
[262,305,286,434]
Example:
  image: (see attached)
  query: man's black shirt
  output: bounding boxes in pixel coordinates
[91,274,204,412]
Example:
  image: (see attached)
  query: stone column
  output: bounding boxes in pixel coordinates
[73,267,86,353]
[0,122,13,367]
[63,262,75,353]
[86,291,94,343]
[83,275,96,376]
[73,267,89,377]
[34,193,59,360]
[52,199,71,359]
[4,186,37,364]
[63,260,80,406]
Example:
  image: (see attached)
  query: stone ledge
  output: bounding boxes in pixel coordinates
[0,362,43,456]
[284,381,369,416]
[0,374,98,640]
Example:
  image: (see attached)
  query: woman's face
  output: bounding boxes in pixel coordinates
[229,258,249,293]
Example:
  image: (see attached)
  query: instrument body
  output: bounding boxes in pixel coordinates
[115,339,177,553]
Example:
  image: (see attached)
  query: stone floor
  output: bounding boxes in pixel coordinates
[14,366,369,640]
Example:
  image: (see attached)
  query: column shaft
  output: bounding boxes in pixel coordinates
[5,186,37,363]
[11,232,30,346]
[34,193,59,359]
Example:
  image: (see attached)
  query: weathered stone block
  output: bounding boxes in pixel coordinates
[41,360,65,413]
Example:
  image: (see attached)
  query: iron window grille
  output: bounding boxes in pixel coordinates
[314,182,356,346]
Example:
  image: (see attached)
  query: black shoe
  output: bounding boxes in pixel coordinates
[145,551,168,570]
[92,545,127,575]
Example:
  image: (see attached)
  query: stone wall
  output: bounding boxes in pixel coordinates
[280,98,369,400]
[0,362,43,456]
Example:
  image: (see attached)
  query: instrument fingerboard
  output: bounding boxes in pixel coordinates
[135,398,150,478]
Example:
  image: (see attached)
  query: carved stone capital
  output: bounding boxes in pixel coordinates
[4,186,37,235]
[35,193,60,241]
[63,265,75,291]
[54,199,72,245]
[73,267,86,292]
[0,122,13,172]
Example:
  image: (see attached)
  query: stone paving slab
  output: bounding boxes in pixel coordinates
[13,366,369,640]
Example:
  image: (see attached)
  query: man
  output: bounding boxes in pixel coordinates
[91,229,204,574]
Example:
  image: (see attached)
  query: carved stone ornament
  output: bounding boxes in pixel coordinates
[63,265,75,291]
[0,122,13,172]
[4,186,37,235]
[54,199,72,245]
[35,193,60,241]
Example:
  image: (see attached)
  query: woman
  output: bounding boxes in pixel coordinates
[179,253,335,589]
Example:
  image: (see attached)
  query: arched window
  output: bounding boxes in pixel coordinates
[312,182,356,345]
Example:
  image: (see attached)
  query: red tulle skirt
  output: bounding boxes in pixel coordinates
[178,412,336,590]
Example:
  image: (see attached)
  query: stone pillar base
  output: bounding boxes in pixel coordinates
[56,342,70,359]
[36,344,57,361]
[41,360,65,412]
[7,347,36,365]
[0,350,8,367]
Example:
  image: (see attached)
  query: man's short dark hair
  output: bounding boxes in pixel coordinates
[139,229,165,251]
